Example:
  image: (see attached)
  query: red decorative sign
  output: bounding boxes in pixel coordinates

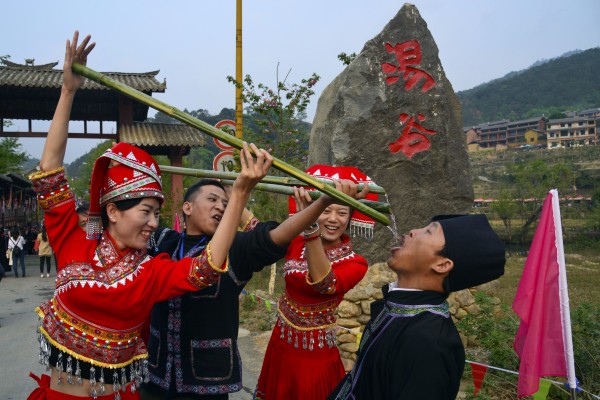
[213,151,236,172]
[213,120,236,150]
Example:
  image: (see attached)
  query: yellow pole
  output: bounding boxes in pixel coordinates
[235,0,243,139]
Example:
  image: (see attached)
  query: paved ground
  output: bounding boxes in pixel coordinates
[0,255,270,399]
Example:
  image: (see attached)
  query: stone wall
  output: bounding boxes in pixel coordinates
[335,262,501,371]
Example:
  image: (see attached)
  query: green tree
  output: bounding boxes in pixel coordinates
[227,66,320,220]
[337,52,357,66]
[587,187,600,232]
[227,67,319,168]
[506,160,575,243]
[69,141,113,200]
[489,187,520,242]
[0,137,28,173]
[145,111,178,124]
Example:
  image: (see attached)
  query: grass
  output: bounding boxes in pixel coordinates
[498,249,600,307]
[239,261,285,332]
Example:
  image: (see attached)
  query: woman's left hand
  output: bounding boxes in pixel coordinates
[319,179,370,206]
[62,31,95,94]
[293,186,313,212]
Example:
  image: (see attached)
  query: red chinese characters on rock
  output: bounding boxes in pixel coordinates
[388,113,437,159]
[382,40,436,93]
[382,39,440,158]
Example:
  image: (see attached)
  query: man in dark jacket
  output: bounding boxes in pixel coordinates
[329,214,506,400]
[141,179,367,399]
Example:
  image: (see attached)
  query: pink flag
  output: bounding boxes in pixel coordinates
[173,213,182,233]
[512,190,570,397]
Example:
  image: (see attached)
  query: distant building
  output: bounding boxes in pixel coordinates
[465,128,481,152]
[547,116,598,148]
[466,117,547,149]
[577,107,600,119]
[465,108,600,150]
[0,173,37,228]
[524,129,546,146]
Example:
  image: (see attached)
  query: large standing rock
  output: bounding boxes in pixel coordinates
[308,3,473,263]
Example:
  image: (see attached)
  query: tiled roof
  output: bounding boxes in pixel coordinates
[0,60,166,121]
[0,174,13,184]
[548,116,594,124]
[2,59,58,70]
[0,61,166,92]
[120,123,206,147]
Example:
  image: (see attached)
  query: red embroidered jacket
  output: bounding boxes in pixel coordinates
[30,167,226,370]
[278,234,369,334]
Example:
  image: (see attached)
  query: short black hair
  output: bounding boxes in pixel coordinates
[76,203,89,214]
[184,179,225,203]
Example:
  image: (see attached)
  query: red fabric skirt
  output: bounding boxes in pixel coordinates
[27,373,140,400]
[255,324,346,400]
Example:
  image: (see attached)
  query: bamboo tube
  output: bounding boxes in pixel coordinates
[217,179,390,214]
[159,165,387,194]
[72,63,390,226]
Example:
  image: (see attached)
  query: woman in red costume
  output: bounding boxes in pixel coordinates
[27,31,272,400]
[255,165,377,400]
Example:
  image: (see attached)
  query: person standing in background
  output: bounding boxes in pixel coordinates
[8,228,26,277]
[37,225,53,278]
[0,228,9,279]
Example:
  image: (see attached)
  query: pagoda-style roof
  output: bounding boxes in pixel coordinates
[0,59,166,121]
[120,122,205,156]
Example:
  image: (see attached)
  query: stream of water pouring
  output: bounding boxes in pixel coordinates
[384,193,401,246]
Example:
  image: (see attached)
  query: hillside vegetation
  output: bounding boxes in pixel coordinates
[458,48,600,127]
[470,146,600,246]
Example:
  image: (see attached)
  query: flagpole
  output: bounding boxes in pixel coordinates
[551,189,578,399]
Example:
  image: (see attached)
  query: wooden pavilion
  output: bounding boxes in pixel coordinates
[0,58,204,210]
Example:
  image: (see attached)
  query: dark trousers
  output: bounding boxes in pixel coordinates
[12,251,25,277]
[40,256,51,274]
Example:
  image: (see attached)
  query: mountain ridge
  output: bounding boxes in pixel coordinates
[457,47,600,127]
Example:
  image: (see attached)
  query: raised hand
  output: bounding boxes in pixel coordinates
[232,142,273,195]
[63,31,95,93]
[319,179,370,207]
[293,186,313,213]
[39,31,96,172]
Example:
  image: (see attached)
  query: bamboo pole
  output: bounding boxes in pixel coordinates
[216,179,390,214]
[159,165,387,194]
[72,63,390,226]
[235,0,243,139]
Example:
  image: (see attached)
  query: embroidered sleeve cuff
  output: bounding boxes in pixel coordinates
[29,167,74,210]
[188,248,230,290]
[305,267,337,295]
[190,242,229,289]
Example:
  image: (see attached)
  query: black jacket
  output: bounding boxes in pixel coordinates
[143,223,287,398]
[329,288,465,400]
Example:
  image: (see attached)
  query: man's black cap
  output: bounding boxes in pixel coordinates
[432,214,506,292]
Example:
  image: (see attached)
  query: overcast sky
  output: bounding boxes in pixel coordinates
[3,0,599,163]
